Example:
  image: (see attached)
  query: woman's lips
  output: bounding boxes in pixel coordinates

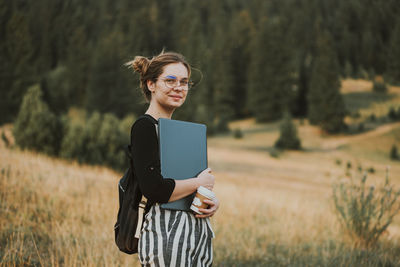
[170,95,182,99]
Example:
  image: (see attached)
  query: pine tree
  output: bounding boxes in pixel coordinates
[387,18,400,84]
[41,65,72,114]
[2,10,35,123]
[85,31,134,118]
[390,144,399,160]
[60,120,86,163]
[229,9,255,119]
[97,113,126,170]
[171,0,208,123]
[13,84,62,155]
[206,2,236,132]
[247,17,294,122]
[274,110,301,150]
[307,30,346,133]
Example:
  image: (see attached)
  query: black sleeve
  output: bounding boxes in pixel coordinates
[131,118,176,203]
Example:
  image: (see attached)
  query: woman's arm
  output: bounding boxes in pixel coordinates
[168,168,214,202]
[131,118,215,204]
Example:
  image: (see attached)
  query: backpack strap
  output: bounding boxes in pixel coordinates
[134,195,147,238]
[129,114,159,238]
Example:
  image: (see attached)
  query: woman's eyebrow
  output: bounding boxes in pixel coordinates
[166,75,177,79]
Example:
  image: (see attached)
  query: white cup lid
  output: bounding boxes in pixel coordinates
[197,186,215,199]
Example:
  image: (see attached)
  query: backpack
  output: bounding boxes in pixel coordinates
[114,116,149,254]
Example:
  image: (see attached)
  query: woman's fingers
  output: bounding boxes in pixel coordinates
[195,199,218,218]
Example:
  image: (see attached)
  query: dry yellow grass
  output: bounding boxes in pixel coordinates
[2,119,400,266]
[1,79,400,266]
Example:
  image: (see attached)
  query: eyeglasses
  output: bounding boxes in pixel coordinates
[157,76,194,90]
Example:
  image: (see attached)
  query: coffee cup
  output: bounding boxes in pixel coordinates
[190,186,215,214]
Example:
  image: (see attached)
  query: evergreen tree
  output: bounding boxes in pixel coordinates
[60,120,86,163]
[85,31,134,118]
[229,9,255,119]
[274,110,301,150]
[206,1,236,132]
[307,30,346,133]
[247,17,294,122]
[13,84,62,155]
[2,10,35,123]
[97,113,126,170]
[387,18,400,84]
[65,26,92,107]
[211,27,236,132]
[83,111,103,165]
[41,65,72,114]
[171,0,208,123]
[390,144,398,160]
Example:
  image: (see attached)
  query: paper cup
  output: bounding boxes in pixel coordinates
[190,186,215,214]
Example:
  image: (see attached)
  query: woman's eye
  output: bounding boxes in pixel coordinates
[165,79,176,84]
[180,80,188,85]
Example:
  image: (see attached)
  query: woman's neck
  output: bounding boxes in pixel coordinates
[145,103,174,120]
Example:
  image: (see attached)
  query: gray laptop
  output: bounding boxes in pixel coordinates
[158,118,208,211]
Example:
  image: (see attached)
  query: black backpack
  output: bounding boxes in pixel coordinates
[114,117,148,254]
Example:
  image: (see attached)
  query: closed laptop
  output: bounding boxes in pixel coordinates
[158,118,208,211]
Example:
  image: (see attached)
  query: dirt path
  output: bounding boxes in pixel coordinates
[321,122,400,150]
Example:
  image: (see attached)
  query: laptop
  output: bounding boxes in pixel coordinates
[158,118,208,211]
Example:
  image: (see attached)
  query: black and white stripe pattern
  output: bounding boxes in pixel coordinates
[138,204,214,266]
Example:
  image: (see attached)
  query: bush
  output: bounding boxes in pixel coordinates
[233,128,243,139]
[60,112,130,170]
[372,76,388,93]
[387,107,396,121]
[368,113,376,122]
[390,144,399,160]
[274,111,301,150]
[269,148,280,158]
[97,113,127,170]
[13,84,63,156]
[1,131,10,148]
[60,120,86,163]
[332,167,400,247]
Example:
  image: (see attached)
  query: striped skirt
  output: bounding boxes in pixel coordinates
[138,204,215,267]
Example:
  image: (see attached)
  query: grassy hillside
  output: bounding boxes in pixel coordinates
[1,79,400,266]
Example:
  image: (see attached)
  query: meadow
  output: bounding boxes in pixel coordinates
[1,79,400,266]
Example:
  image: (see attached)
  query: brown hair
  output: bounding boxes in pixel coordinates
[125,51,191,103]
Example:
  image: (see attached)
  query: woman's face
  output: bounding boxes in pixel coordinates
[147,63,189,110]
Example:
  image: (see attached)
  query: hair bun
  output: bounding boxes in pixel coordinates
[125,56,150,75]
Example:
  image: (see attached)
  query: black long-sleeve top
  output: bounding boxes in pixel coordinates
[130,114,176,205]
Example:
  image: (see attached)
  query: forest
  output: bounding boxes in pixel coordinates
[2,0,400,169]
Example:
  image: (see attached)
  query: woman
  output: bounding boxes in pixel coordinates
[125,51,219,266]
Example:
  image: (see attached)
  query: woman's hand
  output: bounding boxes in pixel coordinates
[195,196,220,218]
[196,168,214,190]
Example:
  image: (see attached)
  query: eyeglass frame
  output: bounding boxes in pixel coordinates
[155,75,194,90]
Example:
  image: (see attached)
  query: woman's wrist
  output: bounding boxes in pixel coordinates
[193,177,200,191]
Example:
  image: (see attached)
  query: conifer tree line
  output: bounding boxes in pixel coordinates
[2,0,400,134]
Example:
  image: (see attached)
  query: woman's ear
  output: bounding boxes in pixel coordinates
[147,80,155,93]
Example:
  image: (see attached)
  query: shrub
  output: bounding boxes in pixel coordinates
[390,144,399,160]
[269,148,280,158]
[368,113,376,122]
[372,76,388,93]
[13,84,63,156]
[367,167,375,174]
[274,111,301,150]
[387,107,397,121]
[59,120,86,163]
[332,167,400,247]
[97,113,127,170]
[233,128,243,139]
[346,161,352,169]
[1,131,10,148]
